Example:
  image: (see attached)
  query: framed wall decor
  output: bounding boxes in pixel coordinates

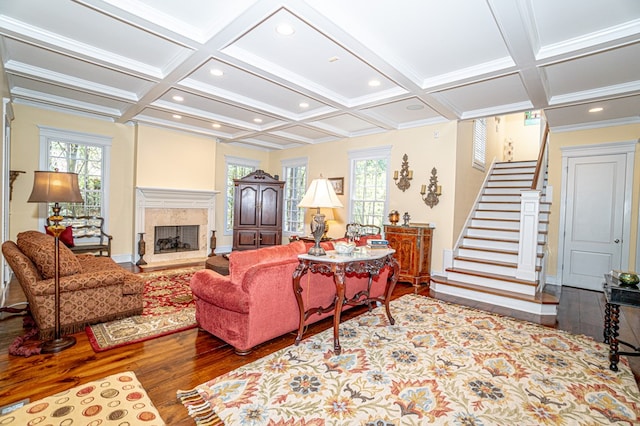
[329,177,344,195]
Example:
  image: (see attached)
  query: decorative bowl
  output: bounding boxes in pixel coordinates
[618,272,640,287]
[334,241,356,254]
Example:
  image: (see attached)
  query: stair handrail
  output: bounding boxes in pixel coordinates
[530,122,549,191]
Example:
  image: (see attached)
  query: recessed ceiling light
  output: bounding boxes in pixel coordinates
[328,56,340,63]
[406,104,424,111]
[589,107,604,113]
[210,68,224,77]
[276,24,295,36]
[172,95,184,102]
[172,114,182,119]
[299,102,309,108]
[368,79,381,87]
[254,118,263,123]
[212,123,221,128]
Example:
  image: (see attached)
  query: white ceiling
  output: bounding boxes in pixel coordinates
[0,0,638,150]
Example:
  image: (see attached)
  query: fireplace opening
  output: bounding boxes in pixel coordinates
[154,225,199,254]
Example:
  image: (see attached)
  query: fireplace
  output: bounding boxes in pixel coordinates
[135,187,219,265]
[154,225,199,254]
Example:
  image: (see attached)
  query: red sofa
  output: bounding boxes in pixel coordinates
[190,238,391,354]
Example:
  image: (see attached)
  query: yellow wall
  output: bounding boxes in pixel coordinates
[9,104,136,257]
[546,124,640,276]
[504,113,542,161]
[269,122,458,274]
[135,124,217,190]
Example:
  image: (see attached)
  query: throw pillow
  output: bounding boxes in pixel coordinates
[17,231,82,279]
[45,225,75,247]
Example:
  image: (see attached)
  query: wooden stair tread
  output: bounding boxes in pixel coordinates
[447,266,538,284]
[455,256,543,271]
[432,275,558,305]
[468,226,548,235]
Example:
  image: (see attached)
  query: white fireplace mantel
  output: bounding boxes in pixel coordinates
[134,187,219,264]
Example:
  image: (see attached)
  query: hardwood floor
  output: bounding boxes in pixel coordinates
[1,266,639,425]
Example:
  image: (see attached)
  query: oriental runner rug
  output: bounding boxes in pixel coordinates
[177,293,640,425]
[0,371,164,425]
[86,267,201,352]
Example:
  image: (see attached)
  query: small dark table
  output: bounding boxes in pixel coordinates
[603,273,640,371]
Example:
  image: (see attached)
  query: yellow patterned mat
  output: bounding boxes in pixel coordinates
[0,371,164,425]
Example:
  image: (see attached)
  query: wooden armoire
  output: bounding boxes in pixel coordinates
[232,170,285,251]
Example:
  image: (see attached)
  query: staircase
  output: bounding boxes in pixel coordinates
[432,160,558,324]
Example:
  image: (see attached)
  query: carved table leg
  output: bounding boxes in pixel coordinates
[609,303,621,371]
[293,261,309,346]
[604,302,611,344]
[332,264,346,355]
[383,256,399,325]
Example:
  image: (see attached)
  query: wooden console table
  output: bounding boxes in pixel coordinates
[292,248,399,355]
[603,273,640,371]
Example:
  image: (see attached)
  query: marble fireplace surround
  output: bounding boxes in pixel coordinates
[135,187,218,266]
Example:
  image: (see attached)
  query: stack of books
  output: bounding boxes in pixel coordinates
[367,239,389,250]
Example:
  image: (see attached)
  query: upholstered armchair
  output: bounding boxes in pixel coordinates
[2,231,144,339]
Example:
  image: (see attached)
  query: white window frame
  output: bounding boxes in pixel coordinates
[38,126,112,232]
[281,157,308,236]
[348,146,391,228]
[472,118,487,171]
[224,155,259,236]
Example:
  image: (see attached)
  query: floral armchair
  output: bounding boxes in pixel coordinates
[2,231,144,339]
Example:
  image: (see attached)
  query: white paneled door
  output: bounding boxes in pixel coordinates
[562,154,627,291]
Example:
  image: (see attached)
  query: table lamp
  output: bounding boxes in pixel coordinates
[298,178,343,256]
[28,170,84,353]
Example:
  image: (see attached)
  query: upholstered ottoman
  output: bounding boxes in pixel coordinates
[205,255,229,276]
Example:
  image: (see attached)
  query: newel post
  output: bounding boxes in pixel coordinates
[516,190,540,281]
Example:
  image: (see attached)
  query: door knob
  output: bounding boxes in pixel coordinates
[614,239,620,243]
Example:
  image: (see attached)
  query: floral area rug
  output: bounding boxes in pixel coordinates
[86,267,201,352]
[177,293,640,425]
[0,371,164,425]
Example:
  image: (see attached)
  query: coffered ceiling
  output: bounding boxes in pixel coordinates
[0,0,638,150]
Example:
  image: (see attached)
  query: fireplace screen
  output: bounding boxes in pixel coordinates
[154,225,199,254]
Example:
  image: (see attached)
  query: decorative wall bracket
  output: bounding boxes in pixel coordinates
[420,168,442,208]
[393,154,413,192]
[9,170,25,201]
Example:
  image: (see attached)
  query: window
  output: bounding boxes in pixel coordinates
[224,156,259,234]
[39,126,111,222]
[281,158,307,234]
[348,146,391,228]
[473,118,487,171]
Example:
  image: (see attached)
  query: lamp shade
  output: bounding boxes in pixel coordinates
[27,171,83,204]
[298,178,343,209]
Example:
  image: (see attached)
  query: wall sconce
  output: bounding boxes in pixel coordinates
[420,167,442,208]
[393,153,413,192]
[9,170,25,201]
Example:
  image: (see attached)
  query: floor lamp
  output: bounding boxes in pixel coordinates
[28,170,83,353]
[298,178,343,256]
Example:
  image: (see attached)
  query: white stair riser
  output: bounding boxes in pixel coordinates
[453,259,517,276]
[467,228,519,239]
[458,248,518,263]
[471,219,520,230]
[490,173,534,180]
[484,187,529,195]
[458,248,543,266]
[478,202,551,213]
[432,283,557,316]
[475,210,550,221]
[481,195,523,202]
[462,238,544,254]
[494,161,537,169]
[445,271,537,295]
[487,180,531,188]
[492,167,535,174]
